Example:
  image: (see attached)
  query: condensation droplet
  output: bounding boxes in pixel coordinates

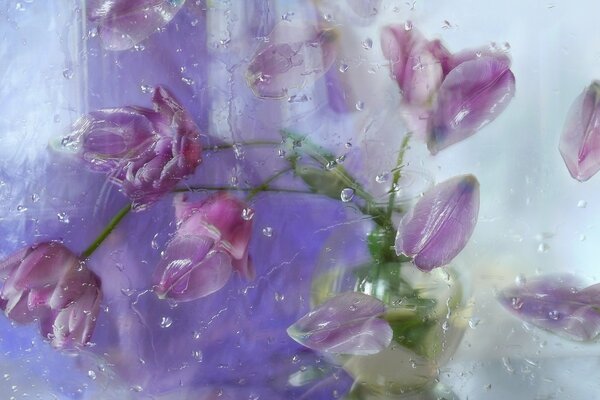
[537,243,549,253]
[468,318,480,329]
[16,205,27,213]
[274,292,285,302]
[57,212,70,224]
[140,84,153,93]
[339,63,349,73]
[262,227,273,237]
[340,188,355,202]
[130,385,143,393]
[515,274,526,286]
[511,297,523,310]
[361,38,373,50]
[181,76,194,86]
[31,193,39,203]
[404,21,413,31]
[193,331,201,340]
[151,233,160,250]
[548,310,560,320]
[232,143,245,160]
[375,173,389,183]
[288,94,308,103]
[62,68,74,79]
[160,316,173,328]
[87,370,97,380]
[281,11,294,21]
[355,100,364,111]
[192,350,203,362]
[242,208,255,221]
[577,200,587,208]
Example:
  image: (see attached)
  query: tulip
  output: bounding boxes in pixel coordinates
[0,242,102,349]
[87,0,186,51]
[153,193,254,302]
[395,174,480,271]
[381,25,451,107]
[246,21,337,99]
[428,55,516,154]
[559,81,600,181]
[62,86,202,210]
[382,23,516,153]
[287,292,392,356]
[498,275,600,342]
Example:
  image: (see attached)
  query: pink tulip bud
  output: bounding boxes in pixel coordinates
[153,193,254,302]
[0,242,102,349]
[395,174,480,271]
[62,86,202,210]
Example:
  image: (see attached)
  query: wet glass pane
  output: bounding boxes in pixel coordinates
[1,1,600,399]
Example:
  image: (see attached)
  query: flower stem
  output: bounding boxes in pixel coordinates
[247,167,293,200]
[210,140,282,151]
[81,203,132,259]
[386,133,411,220]
[175,185,316,196]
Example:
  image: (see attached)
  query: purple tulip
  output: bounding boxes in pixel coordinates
[381,24,451,108]
[559,81,600,181]
[153,193,254,302]
[428,55,516,154]
[246,21,337,99]
[395,174,480,271]
[0,242,102,349]
[87,0,186,51]
[63,86,202,210]
[287,292,392,356]
[498,275,600,342]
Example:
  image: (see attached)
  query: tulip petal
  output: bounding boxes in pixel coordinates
[498,275,600,342]
[428,56,516,154]
[559,81,600,181]
[153,235,233,302]
[396,174,480,271]
[246,22,337,99]
[287,292,392,356]
[89,0,186,51]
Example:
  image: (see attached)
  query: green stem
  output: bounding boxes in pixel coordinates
[247,167,293,200]
[386,133,412,220]
[210,140,282,151]
[81,203,132,259]
[174,184,314,196]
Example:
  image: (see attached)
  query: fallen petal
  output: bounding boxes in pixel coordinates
[498,275,600,342]
[287,292,392,356]
[396,174,480,271]
[428,56,516,154]
[559,81,600,181]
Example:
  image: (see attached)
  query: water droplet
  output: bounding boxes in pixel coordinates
[344,142,352,148]
[242,208,255,221]
[288,94,308,103]
[191,18,199,27]
[278,148,286,158]
[340,188,355,202]
[511,297,523,310]
[57,212,70,224]
[501,357,514,373]
[16,205,27,213]
[192,350,203,361]
[349,304,357,311]
[193,331,201,340]
[181,76,194,86]
[404,21,413,31]
[355,100,364,111]
[484,383,492,390]
[151,233,160,250]
[325,160,336,170]
[232,143,245,160]
[274,292,285,302]
[515,274,527,286]
[281,11,294,21]
[442,321,449,331]
[375,173,389,183]
[336,154,346,164]
[339,63,349,73]
[140,84,153,93]
[160,316,173,328]
[323,13,334,22]
[579,234,587,241]
[262,227,273,237]
[577,200,587,208]
[31,193,39,203]
[62,68,74,79]
[361,38,373,50]
[87,370,96,380]
[409,359,417,368]
[130,385,143,393]
[537,243,549,253]
[468,318,480,329]
[548,310,561,320]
